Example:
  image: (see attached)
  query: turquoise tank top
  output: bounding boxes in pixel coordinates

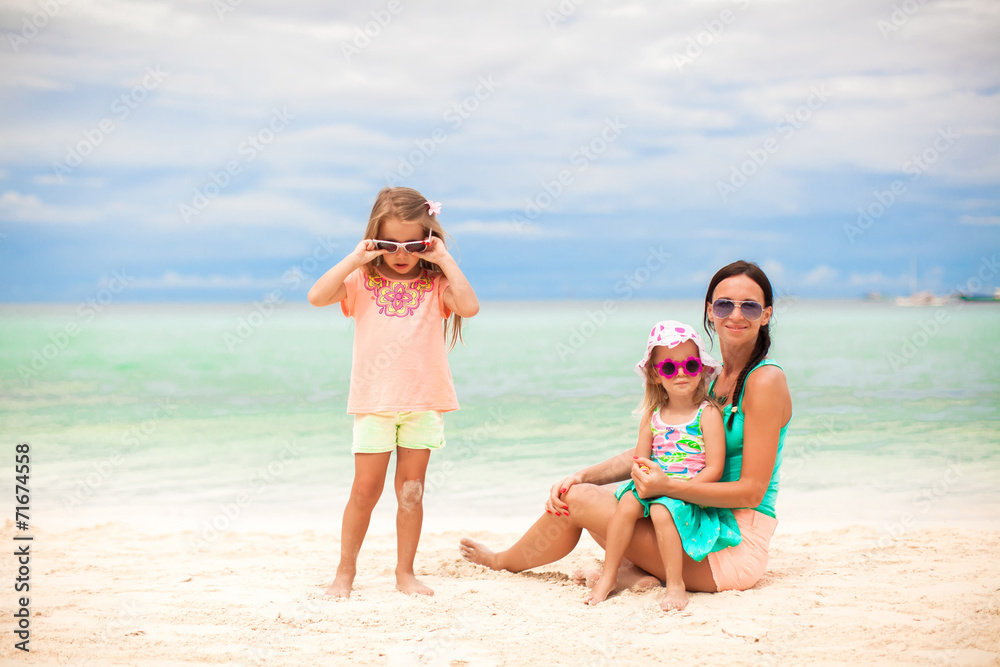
[713,359,790,518]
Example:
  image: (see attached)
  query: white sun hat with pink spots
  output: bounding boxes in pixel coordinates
[635,320,721,381]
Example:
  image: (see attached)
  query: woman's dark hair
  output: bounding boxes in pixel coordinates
[702,260,774,429]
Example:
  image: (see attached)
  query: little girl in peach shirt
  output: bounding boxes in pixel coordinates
[308,186,479,598]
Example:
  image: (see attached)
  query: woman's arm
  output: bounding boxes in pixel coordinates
[307,240,384,307]
[545,448,635,514]
[546,414,652,514]
[632,366,791,508]
[684,404,725,484]
[420,238,479,318]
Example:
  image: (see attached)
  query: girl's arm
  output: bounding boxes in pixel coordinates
[632,366,791,508]
[307,240,385,307]
[684,404,725,484]
[545,414,652,514]
[420,238,479,318]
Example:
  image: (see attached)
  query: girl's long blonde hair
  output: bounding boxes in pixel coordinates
[635,349,718,420]
[362,186,465,350]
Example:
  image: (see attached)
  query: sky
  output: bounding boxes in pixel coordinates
[0,0,998,302]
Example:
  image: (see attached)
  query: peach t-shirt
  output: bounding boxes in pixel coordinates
[340,267,459,415]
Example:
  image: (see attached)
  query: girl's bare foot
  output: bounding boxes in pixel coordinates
[324,571,354,598]
[659,583,689,611]
[584,574,616,605]
[459,538,499,570]
[396,571,434,596]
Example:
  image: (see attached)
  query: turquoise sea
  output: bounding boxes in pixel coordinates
[1,300,998,540]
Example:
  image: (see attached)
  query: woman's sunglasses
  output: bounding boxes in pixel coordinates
[711,298,764,321]
[656,356,703,379]
[372,231,433,254]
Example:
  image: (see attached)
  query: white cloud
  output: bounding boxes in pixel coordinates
[802,264,839,285]
[130,271,278,290]
[0,190,101,223]
[448,220,569,238]
[959,215,1000,226]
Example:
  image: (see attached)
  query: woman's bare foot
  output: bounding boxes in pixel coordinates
[585,573,617,605]
[659,583,689,611]
[572,568,601,587]
[617,562,661,590]
[575,563,660,591]
[460,538,499,570]
[324,571,354,598]
[396,571,434,596]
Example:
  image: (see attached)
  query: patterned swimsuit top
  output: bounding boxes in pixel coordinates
[650,401,708,481]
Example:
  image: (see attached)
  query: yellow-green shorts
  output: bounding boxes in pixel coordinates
[351,410,445,454]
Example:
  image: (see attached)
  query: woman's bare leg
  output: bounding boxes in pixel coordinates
[585,493,645,605]
[461,483,617,572]
[648,504,688,610]
[587,511,718,593]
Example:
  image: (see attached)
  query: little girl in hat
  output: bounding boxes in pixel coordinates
[585,320,741,611]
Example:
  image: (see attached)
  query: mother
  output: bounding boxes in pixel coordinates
[461,261,792,594]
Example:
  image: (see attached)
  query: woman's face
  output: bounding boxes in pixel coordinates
[708,274,771,346]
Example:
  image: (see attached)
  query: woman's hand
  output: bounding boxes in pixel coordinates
[545,473,582,516]
[630,457,676,499]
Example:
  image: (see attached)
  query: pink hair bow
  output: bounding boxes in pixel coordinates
[426,200,442,216]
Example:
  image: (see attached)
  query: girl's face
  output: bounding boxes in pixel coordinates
[707,274,771,347]
[377,217,427,279]
[650,340,702,401]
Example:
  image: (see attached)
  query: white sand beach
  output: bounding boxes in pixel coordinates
[3,520,998,666]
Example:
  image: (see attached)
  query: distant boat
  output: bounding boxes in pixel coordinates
[894,291,950,307]
[957,288,1000,303]
[894,258,950,306]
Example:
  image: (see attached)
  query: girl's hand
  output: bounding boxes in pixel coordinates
[631,457,673,499]
[352,238,386,264]
[546,473,583,516]
[418,236,453,266]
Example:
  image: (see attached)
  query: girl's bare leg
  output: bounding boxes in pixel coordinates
[648,504,688,610]
[588,507,718,593]
[326,452,391,597]
[586,493,645,605]
[394,447,433,596]
[460,483,617,572]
